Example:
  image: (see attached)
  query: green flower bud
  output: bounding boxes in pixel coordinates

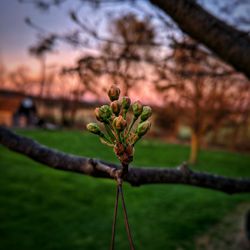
[140,106,152,121]
[122,96,131,110]
[136,121,151,137]
[110,100,120,116]
[113,115,127,131]
[132,101,143,118]
[86,123,101,135]
[95,105,112,123]
[108,85,120,101]
[100,105,112,119]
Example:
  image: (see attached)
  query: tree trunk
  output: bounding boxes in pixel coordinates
[39,56,46,97]
[189,131,200,165]
[150,0,250,78]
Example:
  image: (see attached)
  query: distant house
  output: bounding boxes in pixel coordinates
[0,90,23,127]
[0,90,165,132]
[0,90,101,128]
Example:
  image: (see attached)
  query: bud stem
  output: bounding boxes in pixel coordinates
[99,132,113,144]
[100,137,114,147]
[121,162,129,177]
[114,128,125,146]
[108,120,120,143]
[104,124,116,142]
[132,136,140,146]
[118,131,124,144]
[122,109,128,120]
[126,117,137,139]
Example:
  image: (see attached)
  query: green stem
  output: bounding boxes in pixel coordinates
[115,129,126,146]
[108,120,120,143]
[100,137,114,147]
[126,117,137,139]
[132,134,140,146]
[105,123,116,142]
[100,132,113,144]
[118,131,123,144]
[123,109,128,120]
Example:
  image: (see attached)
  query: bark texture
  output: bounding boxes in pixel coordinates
[150,0,250,78]
[1,126,250,194]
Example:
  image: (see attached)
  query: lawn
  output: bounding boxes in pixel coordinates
[0,129,250,250]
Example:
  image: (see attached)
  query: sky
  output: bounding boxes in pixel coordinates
[1,0,248,73]
[0,0,162,103]
[0,1,151,73]
[0,0,82,73]
[0,0,249,103]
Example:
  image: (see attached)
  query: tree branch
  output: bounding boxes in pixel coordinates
[150,0,250,78]
[0,126,250,194]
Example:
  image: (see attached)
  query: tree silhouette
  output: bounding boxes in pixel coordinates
[29,34,56,97]
[61,12,156,98]
[20,0,250,78]
[154,37,250,164]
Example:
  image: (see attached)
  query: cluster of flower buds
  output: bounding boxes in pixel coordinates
[86,85,152,165]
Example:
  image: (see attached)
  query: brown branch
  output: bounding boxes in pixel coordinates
[69,10,165,48]
[150,0,250,78]
[0,126,250,194]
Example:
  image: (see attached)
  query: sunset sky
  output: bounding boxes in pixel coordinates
[0,0,84,73]
[0,1,150,74]
[0,0,159,102]
[0,0,248,103]
[1,0,248,73]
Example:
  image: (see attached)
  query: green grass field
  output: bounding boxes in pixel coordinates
[0,129,250,250]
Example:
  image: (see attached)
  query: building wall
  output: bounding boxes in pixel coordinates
[0,111,13,127]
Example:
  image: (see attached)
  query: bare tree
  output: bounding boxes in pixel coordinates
[101,13,156,95]
[8,66,39,94]
[20,0,250,78]
[154,37,250,164]
[62,12,157,98]
[29,34,56,97]
[20,0,250,162]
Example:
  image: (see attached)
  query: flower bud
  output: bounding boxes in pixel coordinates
[140,106,152,121]
[132,101,143,118]
[86,123,101,135]
[110,100,120,116]
[113,115,127,131]
[136,121,151,137]
[122,96,131,110]
[108,85,120,101]
[95,107,102,122]
[95,105,112,123]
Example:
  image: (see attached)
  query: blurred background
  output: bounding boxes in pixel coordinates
[0,1,250,249]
